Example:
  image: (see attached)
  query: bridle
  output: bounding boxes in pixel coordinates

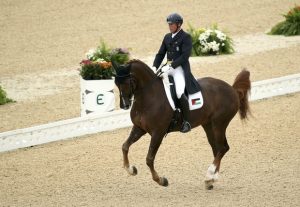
[115,73,135,107]
[115,67,164,107]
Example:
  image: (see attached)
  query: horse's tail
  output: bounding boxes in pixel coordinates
[232,69,251,119]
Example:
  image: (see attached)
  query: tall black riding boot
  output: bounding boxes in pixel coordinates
[179,94,191,133]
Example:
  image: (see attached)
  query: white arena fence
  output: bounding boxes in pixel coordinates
[0,73,300,153]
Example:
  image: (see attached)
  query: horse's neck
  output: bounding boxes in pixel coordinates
[131,62,165,101]
[131,62,157,89]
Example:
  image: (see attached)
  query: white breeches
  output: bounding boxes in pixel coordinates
[167,66,185,99]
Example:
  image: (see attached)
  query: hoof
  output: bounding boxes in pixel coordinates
[127,165,138,176]
[206,184,214,190]
[160,177,169,187]
[205,180,214,190]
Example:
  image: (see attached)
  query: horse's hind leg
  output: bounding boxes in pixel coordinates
[203,123,217,157]
[146,133,168,187]
[203,122,230,190]
[122,125,146,176]
[203,123,218,189]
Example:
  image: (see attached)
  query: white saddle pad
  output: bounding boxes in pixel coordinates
[162,76,204,111]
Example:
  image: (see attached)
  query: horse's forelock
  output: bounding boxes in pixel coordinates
[115,64,131,84]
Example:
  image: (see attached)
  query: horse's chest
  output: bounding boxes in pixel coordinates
[131,110,147,130]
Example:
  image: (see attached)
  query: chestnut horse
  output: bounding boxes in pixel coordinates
[113,59,251,189]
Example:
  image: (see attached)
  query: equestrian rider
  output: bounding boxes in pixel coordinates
[152,13,201,133]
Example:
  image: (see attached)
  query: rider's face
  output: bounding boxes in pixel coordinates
[168,23,180,33]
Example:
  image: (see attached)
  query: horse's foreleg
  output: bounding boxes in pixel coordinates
[122,125,146,176]
[146,133,168,187]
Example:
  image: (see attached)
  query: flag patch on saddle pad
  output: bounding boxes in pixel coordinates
[192,98,202,105]
[188,91,204,110]
[161,75,204,111]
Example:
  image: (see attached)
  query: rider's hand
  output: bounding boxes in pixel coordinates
[161,65,171,73]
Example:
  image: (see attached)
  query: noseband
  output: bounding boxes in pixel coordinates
[115,72,135,107]
[116,73,161,105]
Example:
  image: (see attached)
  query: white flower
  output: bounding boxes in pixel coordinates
[198,29,228,54]
[199,33,209,42]
[215,30,226,41]
[201,44,209,53]
[207,41,220,52]
[86,49,96,60]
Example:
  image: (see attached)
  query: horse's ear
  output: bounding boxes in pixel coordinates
[111,60,119,73]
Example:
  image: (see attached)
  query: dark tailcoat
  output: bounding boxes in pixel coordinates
[153,29,201,94]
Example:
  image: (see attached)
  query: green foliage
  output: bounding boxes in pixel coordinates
[80,41,130,80]
[89,40,130,64]
[110,48,130,65]
[90,41,112,62]
[0,86,14,105]
[187,23,234,56]
[79,62,113,80]
[269,6,300,36]
[188,23,206,56]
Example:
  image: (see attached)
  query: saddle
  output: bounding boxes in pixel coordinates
[163,75,204,133]
[163,75,204,111]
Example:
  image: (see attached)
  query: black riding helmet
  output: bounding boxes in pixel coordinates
[166,13,183,25]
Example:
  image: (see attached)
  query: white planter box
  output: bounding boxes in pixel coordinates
[80,78,115,116]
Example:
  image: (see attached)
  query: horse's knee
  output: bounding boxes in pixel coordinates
[225,144,229,153]
[122,143,129,153]
[146,157,154,168]
[223,144,229,154]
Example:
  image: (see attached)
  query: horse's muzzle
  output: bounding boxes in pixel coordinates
[120,96,132,110]
[123,105,130,110]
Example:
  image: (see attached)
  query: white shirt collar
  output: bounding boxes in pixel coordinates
[172,29,181,38]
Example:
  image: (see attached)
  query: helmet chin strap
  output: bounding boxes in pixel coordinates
[173,24,181,34]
